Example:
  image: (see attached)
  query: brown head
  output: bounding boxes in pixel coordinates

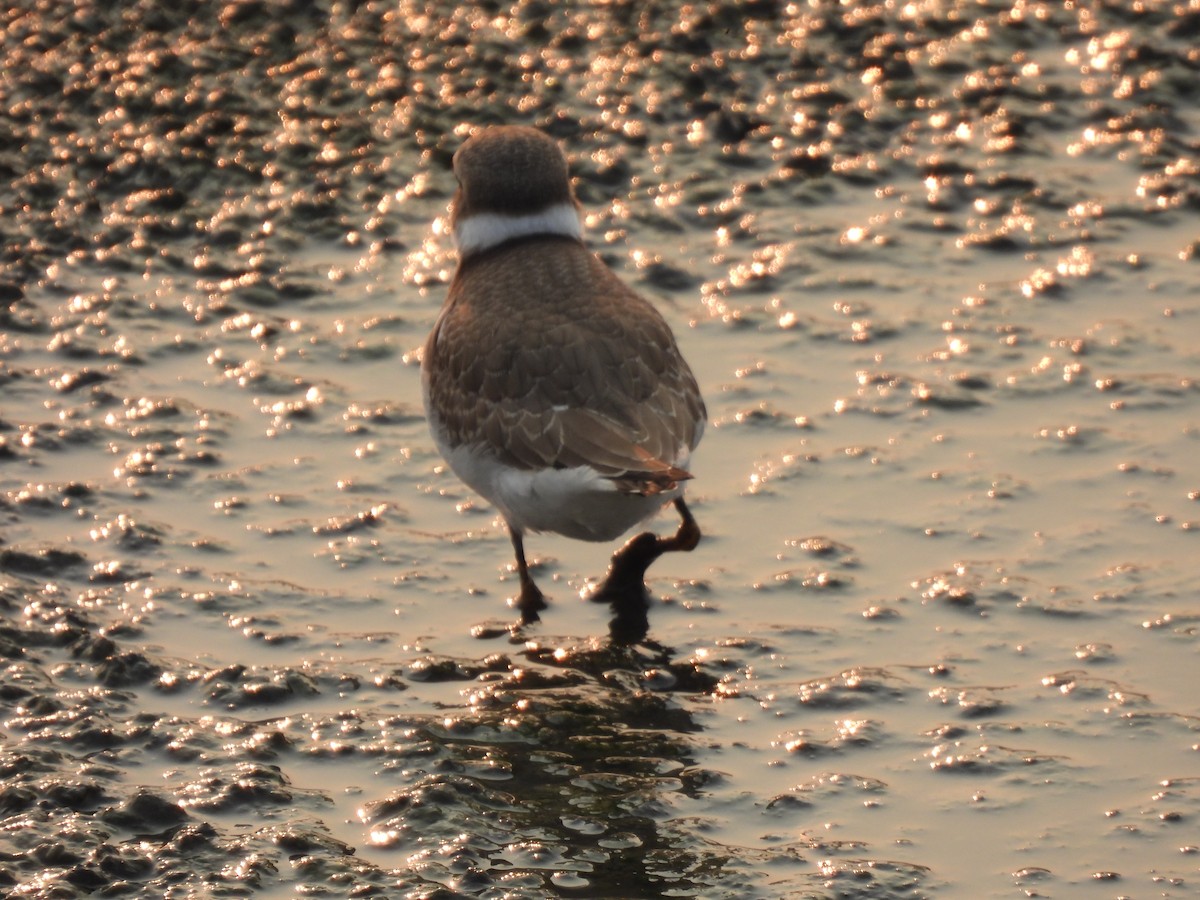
[449,126,584,259]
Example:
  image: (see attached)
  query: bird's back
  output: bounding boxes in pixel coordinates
[423,235,705,483]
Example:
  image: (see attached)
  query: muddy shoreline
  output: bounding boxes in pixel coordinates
[3,1,1198,897]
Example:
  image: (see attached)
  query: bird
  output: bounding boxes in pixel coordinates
[421,124,705,625]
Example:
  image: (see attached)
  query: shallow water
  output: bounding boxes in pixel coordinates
[2,1,1198,897]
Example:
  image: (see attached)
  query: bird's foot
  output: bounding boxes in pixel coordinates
[511,580,548,626]
[665,497,701,553]
[589,531,658,609]
[591,499,702,643]
[585,533,657,644]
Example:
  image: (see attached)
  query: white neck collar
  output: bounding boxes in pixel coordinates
[453,203,583,257]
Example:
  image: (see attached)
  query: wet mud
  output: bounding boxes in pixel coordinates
[2,1,1198,897]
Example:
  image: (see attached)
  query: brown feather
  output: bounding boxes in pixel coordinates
[424,235,705,485]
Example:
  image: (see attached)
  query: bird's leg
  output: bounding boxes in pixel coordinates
[509,527,548,623]
[662,496,701,553]
[593,498,701,610]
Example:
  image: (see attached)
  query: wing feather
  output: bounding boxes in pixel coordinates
[424,236,706,491]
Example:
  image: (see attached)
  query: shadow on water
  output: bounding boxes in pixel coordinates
[295,633,931,897]
[1,565,932,898]
[363,640,719,895]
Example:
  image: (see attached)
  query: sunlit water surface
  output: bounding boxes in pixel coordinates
[1,2,1198,898]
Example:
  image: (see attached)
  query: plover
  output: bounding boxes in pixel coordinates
[421,125,705,623]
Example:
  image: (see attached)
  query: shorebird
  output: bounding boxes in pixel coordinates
[421,125,705,624]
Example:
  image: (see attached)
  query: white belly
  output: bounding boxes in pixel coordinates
[441,438,681,541]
